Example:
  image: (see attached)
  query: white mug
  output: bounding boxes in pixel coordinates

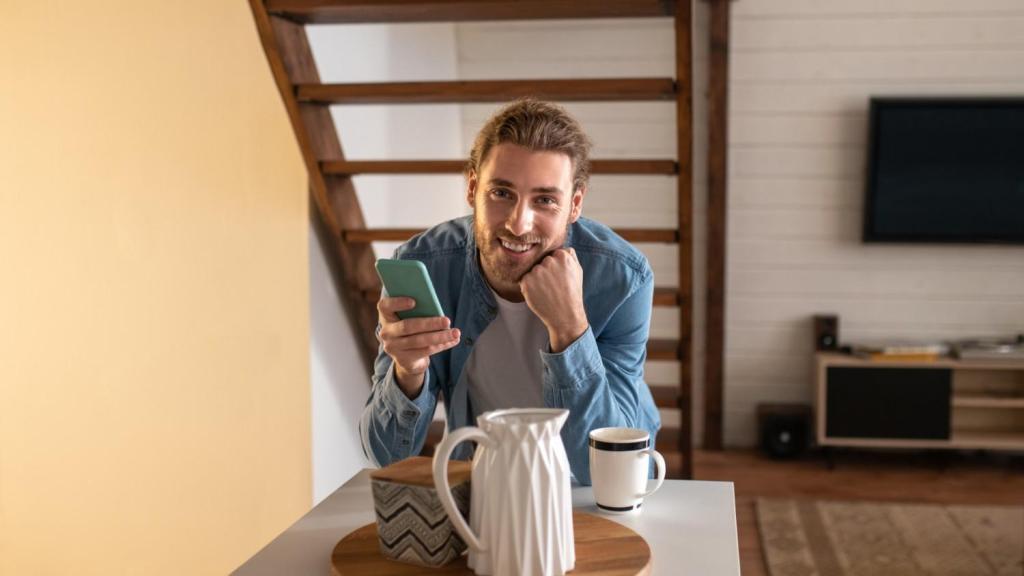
[588,427,666,513]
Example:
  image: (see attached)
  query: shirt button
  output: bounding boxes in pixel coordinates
[402,410,416,418]
[464,337,474,346]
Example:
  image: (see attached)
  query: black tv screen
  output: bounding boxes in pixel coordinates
[864,98,1024,244]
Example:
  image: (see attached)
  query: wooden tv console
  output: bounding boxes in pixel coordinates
[814,352,1024,451]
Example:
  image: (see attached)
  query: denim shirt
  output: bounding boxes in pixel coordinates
[359,215,661,485]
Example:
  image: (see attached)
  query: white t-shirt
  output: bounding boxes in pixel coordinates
[464,291,550,414]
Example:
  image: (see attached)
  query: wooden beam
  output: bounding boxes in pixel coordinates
[343,228,679,243]
[704,0,729,452]
[675,0,695,479]
[268,0,677,24]
[297,78,676,105]
[322,159,678,176]
[248,2,337,234]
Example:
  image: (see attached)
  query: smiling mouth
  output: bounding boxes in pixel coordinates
[499,239,537,254]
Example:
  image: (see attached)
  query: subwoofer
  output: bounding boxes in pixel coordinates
[757,403,811,459]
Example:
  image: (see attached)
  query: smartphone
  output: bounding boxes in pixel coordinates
[374,258,445,319]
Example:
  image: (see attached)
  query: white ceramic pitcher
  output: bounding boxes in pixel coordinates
[432,408,575,576]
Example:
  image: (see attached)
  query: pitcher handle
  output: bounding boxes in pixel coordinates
[638,448,666,498]
[432,426,490,552]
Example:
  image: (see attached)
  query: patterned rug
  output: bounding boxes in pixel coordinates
[757,499,1024,576]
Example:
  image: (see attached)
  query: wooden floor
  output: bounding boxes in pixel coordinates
[691,449,1024,576]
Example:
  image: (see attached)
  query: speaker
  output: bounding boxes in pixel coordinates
[813,314,839,351]
[757,403,811,459]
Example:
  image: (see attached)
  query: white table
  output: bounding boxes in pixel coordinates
[233,470,741,576]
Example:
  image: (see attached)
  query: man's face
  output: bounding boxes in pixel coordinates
[467,143,585,301]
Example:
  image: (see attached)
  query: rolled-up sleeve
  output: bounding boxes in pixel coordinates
[359,349,437,467]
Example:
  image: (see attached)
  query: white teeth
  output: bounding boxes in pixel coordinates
[501,240,532,253]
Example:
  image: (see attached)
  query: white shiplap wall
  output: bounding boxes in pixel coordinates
[726,0,1024,445]
[455,9,712,445]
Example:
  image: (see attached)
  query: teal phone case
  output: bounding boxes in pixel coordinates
[374,259,445,319]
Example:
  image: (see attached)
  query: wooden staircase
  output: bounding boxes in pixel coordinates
[250,0,694,478]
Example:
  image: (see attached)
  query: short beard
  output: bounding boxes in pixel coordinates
[472,210,572,290]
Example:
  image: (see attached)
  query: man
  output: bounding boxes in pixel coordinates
[359,99,660,485]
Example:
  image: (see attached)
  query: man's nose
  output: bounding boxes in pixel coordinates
[505,200,533,237]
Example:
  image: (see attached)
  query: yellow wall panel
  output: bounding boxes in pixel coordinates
[0,1,311,573]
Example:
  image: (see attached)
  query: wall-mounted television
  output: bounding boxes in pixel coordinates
[864,97,1024,244]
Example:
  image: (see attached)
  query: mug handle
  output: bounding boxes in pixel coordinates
[432,426,491,552]
[638,448,666,498]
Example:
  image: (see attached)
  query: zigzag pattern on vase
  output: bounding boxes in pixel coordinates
[374,479,451,515]
[372,480,471,567]
[380,528,468,566]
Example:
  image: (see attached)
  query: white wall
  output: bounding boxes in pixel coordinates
[455,11,712,445]
[306,23,466,503]
[725,0,1024,445]
[309,227,371,504]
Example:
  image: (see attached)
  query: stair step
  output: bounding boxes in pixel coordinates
[363,337,678,362]
[268,0,677,24]
[656,424,682,452]
[652,287,680,307]
[364,287,681,307]
[344,228,678,243]
[650,385,678,409]
[664,451,686,479]
[322,159,677,176]
[296,78,675,104]
[420,419,445,457]
[646,339,681,361]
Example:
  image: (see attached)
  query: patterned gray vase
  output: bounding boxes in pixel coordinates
[370,456,471,567]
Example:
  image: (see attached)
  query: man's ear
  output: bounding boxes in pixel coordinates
[466,170,479,208]
[569,184,586,223]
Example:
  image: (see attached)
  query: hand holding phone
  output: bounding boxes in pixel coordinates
[375,259,460,398]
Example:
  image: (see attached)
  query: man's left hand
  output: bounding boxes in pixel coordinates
[520,247,589,353]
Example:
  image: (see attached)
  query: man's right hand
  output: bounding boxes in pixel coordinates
[377,297,461,399]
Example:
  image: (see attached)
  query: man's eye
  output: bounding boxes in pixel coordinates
[537,196,557,206]
[491,189,511,199]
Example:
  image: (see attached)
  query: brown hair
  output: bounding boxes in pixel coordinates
[467,99,592,192]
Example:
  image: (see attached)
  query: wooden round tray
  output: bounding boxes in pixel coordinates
[331,510,651,575]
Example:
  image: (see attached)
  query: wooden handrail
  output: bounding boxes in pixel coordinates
[296,78,676,104]
[322,159,678,176]
[673,0,695,479]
